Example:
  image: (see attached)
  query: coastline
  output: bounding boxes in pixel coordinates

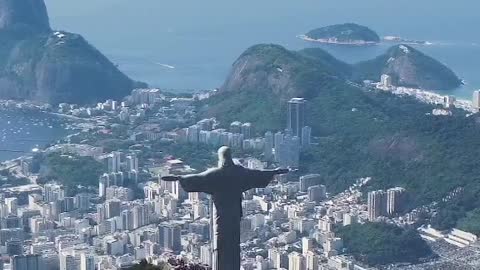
[375,84,476,113]
[298,35,378,46]
[0,100,97,163]
[299,34,433,46]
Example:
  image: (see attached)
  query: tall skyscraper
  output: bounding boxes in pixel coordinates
[368,190,387,221]
[108,151,122,173]
[11,255,42,270]
[380,74,392,88]
[387,187,407,216]
[305,251,319,270]
[187,125,200,144]
[80,253,95,270]
[230,121,242,134]
[277,134,301,168]
[158,222,181,252]
[125,155,139,172]
[288,252,305,270]
[241,122,252,139]
[302,237,314,255]
[59,253,76,270]
[301,126,312,147]
[473,90,480,110]
[264,131,274,161]
[274,132,284,163]
[105,200,121,219]
[300,174,322,192]
[4,197,18,216]
[43,183,65,203]
[268,248,288,269]
[307,185,326,202]
[287,98,306,138]
[200,244,212,266]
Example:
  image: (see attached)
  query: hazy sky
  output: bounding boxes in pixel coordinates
[45,0,479,43]
[43,0,480,92]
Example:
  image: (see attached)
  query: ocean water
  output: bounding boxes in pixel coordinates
[3,1,480,160]
[44,0,480,98]
[0,109,67,161]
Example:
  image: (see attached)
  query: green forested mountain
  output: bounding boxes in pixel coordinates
[198,44,480,231]
[0,0,143,104]
[354,44,462,90]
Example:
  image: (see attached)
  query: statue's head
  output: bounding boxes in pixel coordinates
[218,146,234,167]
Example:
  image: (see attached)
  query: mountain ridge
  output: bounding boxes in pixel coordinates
[354,44,462,90]
[199,44,480,231]
[0,0,51,33]
[0,0,143,104]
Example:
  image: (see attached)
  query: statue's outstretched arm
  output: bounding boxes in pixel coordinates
[161,176,182,182]
[161,169,216,194]
[241,167,291,191]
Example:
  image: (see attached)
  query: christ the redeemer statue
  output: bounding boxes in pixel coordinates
[162,146,289,270]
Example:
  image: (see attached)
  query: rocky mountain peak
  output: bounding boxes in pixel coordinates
[0,0,51,33]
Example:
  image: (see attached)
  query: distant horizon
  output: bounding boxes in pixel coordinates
[44,0,480,97]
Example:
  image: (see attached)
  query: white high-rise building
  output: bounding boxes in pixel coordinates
[125,155,139,172]
[5,197,18,215]
[380,74,392,88]
[277,134,301,168]
[302,237,314,255]
[250,214,265,229]
[264,131,274,161]
[11,255,43,270]
[307,185,326,202]
[368,190,387,221]
[158,222,181,252]
[230,121,242,134]
[241,122,252,139]
[387,187,406,216]
[193,202,207,220]
[80,253,95,270]
[288,251,305,270]
[301,126,312,147]
[268,248,288,269]
[287,98,307,138]
[200,244,212,266]
[305,251,319,270]
[300,174,322,192]
[59,252,77,270]
[473,90,480,110]
[43,183,65,202]
[444,95,456,109]
[274,131,284,162]
[187,125,200,144]
[343,212,358,226]
[105,200,121,219]
[108,152,122,173]
[99,175,108,198]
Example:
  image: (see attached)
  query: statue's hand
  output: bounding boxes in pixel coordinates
[274,168,290,175]
[161,176,181,182]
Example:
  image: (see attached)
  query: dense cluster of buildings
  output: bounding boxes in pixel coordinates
[378,74,480,114]
[171,98,311,168]
[3,87,464,270]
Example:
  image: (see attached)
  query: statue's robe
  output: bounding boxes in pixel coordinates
[178,164,278,270]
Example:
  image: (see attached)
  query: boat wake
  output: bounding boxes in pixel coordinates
[155,63,175,69]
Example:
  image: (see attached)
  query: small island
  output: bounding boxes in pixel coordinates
[301,23,380,45]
